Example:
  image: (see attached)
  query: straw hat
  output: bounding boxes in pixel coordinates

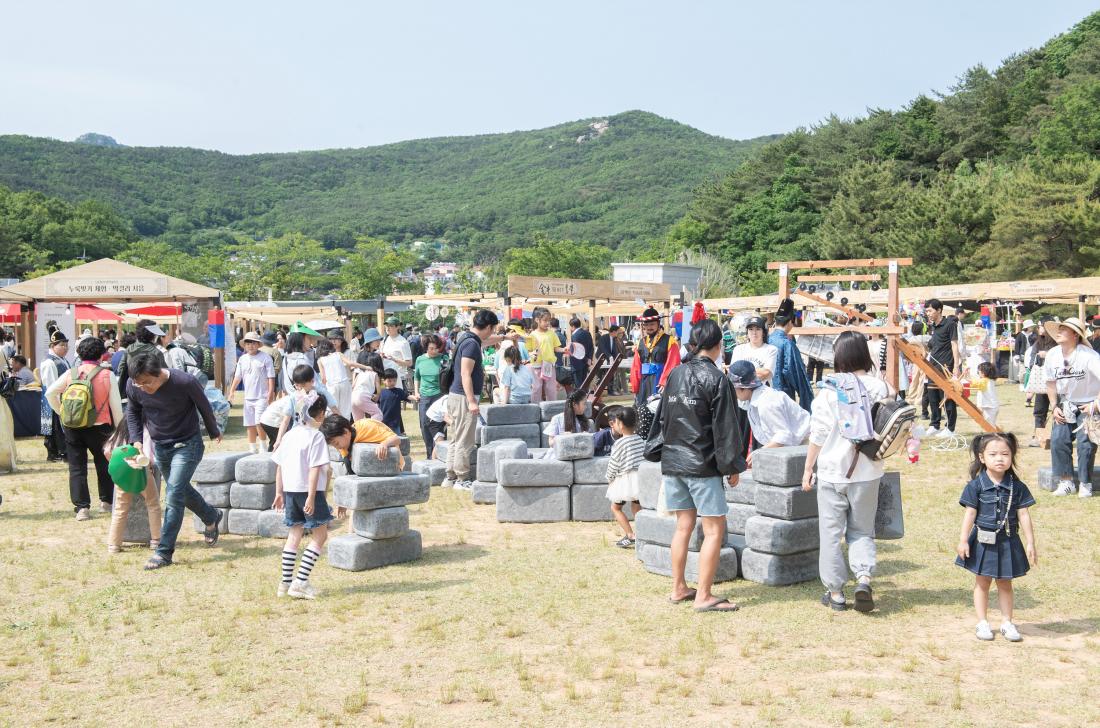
[1044,317,1088,341]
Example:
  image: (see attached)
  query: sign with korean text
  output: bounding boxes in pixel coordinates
[44,277,169,298]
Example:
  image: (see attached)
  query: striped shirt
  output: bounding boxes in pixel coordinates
[606,434,645,483]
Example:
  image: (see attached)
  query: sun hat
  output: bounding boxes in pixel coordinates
[241,332,263,344]
[385,316,401,326]
[142,323,167,337]
[362,328,383,345]
[260,331,278,345]
[290,321,322,337]
[1022,319,1035,330]
[728,360,763,389]
[1044,317,1088,341]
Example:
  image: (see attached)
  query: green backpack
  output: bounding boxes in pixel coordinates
[61,365,109,429]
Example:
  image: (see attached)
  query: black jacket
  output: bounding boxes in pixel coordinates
[648,354,746,477]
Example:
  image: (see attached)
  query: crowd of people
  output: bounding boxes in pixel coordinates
[4,293,1089,634]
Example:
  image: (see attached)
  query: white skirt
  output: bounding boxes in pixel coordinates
[606,470,641,504]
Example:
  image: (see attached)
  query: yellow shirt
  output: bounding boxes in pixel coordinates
[525,329,562,365]
[345,418,403,469]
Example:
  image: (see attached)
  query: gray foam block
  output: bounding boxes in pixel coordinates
[121,481,161,544]
[477,423,542,448]
[352,506,410,540]
[193,452,249,483]
[724,475,757,505]
[1036,466,1096,491]
[573,456,612,485]
[571,483,614,521]
[471,480,497,504]
[257,509,290,538]
[497,458,573,487]
[193,507,230,534]
[482,403,541,425]
[397,436,411,456]
[351,445,401,477]
[477,439,529,483]
[433,442,479,473]
[541,432,550,448]
[750,445,808,487]
[495,485,571,522]
[529,448,550,459]
[875,471,904,540]
[327,530,422,571]
[234,453,277,484]
[640,543,739,583]
[194,481,232,508]
[740,547,819,586]
[539,399,566,421]
[635,537,648,560]
[754,483,818,520]
[745,515,819,556]
[634,509,725,551]
[229,481,276,510]
[727,532,747,563]
[554,433,595,461]
[227,508,260,535]
[412,459,447,486]
[402,456,412,472]
[637,461,663,510]
[332,473,430,510]
[726,503,756,536]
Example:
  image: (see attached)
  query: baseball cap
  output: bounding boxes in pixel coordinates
[745,315,766,331]
[241,332,263,344]
[728,360,762,389]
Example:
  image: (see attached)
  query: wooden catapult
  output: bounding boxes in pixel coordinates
[769,257,997,433]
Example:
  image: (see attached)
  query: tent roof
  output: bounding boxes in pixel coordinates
[2,258,221,302]
[0,288,34,303]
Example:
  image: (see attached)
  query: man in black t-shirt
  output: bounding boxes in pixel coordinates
[924,299,960,437]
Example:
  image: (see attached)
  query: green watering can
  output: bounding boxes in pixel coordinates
[107,445,148,494]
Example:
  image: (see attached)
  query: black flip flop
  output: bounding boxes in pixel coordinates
[669,589,698,604]
[694,598,739,613]
[853,583,874,613]
[144,555,171,571]
[204,509,223,546]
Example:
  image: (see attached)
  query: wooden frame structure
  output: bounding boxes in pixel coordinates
[767,257,997,434]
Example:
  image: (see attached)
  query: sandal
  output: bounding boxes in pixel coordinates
[821,591,847,611]
[694,598,740,613]
[853,583,874,613]
[144,555,171,570]
[669,589,698,604]
[204,509,223,546]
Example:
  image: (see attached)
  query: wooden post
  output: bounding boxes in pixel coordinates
[376,297,386,331]
[886,260,900,391]
[343,313,353,343]
[92,321,99,337]
[588,299,597,343]
[20,309,34,367]
[897,338,996,432]
[777,263,789,299]
[1079,295,1087,322]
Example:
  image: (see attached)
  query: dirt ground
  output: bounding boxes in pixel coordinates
[1,385,1098,727]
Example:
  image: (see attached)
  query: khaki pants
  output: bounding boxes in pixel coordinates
[107,472,162,548]
[445,393,477,481]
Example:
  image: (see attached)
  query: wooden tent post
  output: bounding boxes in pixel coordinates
[588,299,597,344]
[20,309,34,367]
[1079,295,1087,322]
[376,297,386,331]
[886,260,900,390]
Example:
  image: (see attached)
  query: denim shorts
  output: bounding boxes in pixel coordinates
[283,491,334,529]
[663,475,728,517]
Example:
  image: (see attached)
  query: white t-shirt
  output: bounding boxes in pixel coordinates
[809,373,890,484]
[259,395,295,429]
[730,343,778,381]
[1044,344,1100,404]
[234,351,275,400]
[746,386,810,446]
[271,424,330,493]
[426,396,447,423]
[281,352,310,394]
[318,352,350,385]
[381,335,413,380]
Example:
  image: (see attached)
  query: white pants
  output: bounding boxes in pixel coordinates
[816,477,879,592]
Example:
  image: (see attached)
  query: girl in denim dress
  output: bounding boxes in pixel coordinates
[956,432,1038,642]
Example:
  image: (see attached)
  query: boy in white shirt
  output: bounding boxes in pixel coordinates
[271,392,332,599]
[226,332,276,453]
[728,360,809,466]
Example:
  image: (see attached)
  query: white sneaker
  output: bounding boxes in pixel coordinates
[924,427,939,437]
[975,620,994,641]
[453,480,472,491]
[1079,482,1093,498]
[277,582,290,598]
[935,429,956,439]
[440,478,455,489]
[1053,480,1077,496]
[1000,621,1022,642]
[288,579,318,600]
[75,508,90,521]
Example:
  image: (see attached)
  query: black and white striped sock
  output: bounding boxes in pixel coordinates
[296,547,320,582]
[281,549,297,584]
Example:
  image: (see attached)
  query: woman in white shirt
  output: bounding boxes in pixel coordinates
[315,338,356,417]
[801,331,890,614]
[729,316,778,383]
[1044,317,1100,497]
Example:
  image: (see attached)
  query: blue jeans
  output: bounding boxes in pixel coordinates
[154,433,219,561]
[1051,417,1097,485]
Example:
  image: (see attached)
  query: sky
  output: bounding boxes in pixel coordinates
[1,1,1097,154]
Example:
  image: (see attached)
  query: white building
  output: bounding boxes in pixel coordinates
[611,263,703,298]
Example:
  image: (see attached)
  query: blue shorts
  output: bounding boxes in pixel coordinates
[283,491,334,529]
[663,475,728,517]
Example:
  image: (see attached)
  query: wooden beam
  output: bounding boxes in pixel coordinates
[790,325,906,336]
[886,261,900,390]
[796,274,880,282]
[767,258,913,270]
[794,291,873,322]
[896,338,996,433]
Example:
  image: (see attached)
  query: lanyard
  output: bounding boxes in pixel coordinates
[980,471,1014,536]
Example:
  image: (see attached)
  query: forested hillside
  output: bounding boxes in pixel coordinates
[668,11,1100,293]
[0,111,773,263]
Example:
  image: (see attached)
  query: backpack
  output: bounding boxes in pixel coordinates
[822,374,916,478]
[0,371,17,399]
[439,332,476,392]
[60,365,110,429]
[184,343,214,379]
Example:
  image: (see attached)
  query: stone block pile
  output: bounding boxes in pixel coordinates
[327,444,428,571]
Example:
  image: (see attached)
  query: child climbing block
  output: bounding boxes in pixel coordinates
[875,472,904,540]
[637,462,663,510]
[257,509,290,539]
[571,483,615,521]
[724,474,757,505]
[726,503,756,536]
[327,531,422,571]
[227,508,260,535]
[634,509,724,551]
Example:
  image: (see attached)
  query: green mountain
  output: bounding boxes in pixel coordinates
[673,11,1100,293]
[0,111,776,262]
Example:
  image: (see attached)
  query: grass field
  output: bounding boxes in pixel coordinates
[1,385,1099,727]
